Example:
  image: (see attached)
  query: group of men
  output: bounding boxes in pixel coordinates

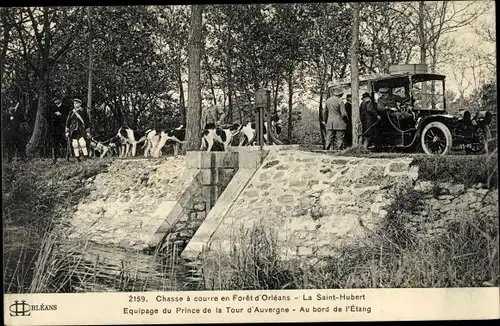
[47,97,91,164]
[322,84,410,150]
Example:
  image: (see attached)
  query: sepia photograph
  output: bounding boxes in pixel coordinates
[2,0,498,309]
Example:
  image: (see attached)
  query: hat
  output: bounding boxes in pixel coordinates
[362,92,371,100]
[378,87,389,93]
[332,87,344,96]
[73,98,82,104]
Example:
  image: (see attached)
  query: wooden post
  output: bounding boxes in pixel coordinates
[255,88,267,149]
[266,89,273,145]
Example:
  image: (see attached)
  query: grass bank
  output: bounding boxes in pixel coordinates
[3,158,196,293]
[3,158,111,293]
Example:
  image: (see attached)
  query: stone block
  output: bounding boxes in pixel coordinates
[197,211,206,220]
[200,152,213,169]
[214,152,239,168]
[238,150,269,169]
[219,168,236,187]
[151,200,177,219]
[185,151,202,168]
[193,201,206,211]
[198,169,212,185]
[177,178,200,208]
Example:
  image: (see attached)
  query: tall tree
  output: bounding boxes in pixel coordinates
[86,6,93,124]
[11,7,85,157]
[185,5,203,152]
[350,2,360,147]
[391,1,492,70]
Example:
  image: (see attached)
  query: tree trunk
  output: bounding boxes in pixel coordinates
[184,5,203,152]
[203,50,217,105]
[227,76,233,122]
[287,69,293,144]
[273,77,280,113]
[176,53,186,126]
[26,77,48,157]
[318,62,327,149]
[418,1,426,65]
[1,11,11,91]
[350,2,360,147]
[418,1,427,96]
[87,6,93,126]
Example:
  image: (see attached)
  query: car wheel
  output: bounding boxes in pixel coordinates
[465,126,491,154]
[421,121,453,155]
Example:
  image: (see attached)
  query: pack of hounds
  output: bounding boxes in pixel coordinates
[87,117,282,159]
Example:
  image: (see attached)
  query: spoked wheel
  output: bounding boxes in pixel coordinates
[465,126,492,154]
[421,121,453,155]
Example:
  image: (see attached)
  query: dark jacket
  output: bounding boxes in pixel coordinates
[345,101,352,136]
[48,102,70,138]
[360,100,379,137]
[66,108,90,139]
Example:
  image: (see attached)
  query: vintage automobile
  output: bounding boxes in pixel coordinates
[334,64,494,155]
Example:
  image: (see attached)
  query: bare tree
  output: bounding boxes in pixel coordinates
[391,1,492,70]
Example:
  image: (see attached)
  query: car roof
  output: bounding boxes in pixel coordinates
[334,73,446,89]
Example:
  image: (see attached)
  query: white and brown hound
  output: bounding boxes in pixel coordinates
[201,123,241,152]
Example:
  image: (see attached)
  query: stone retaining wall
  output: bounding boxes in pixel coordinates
[198,149,419,260]
[67,158,189,251]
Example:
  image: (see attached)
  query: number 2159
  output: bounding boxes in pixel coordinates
[129,295,147,302]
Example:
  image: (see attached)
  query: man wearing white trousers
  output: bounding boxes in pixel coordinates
[65,98,90,162]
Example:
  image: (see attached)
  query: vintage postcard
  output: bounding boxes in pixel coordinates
[2,2,499,325]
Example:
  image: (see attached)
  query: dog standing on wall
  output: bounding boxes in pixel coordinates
[149,125,186,158]
[200,123,241,152]
[116,126,150,157]
[238,114,283,146]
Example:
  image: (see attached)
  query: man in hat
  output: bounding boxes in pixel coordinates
[65,98,90,161]
[322,86,348,150]
[376,87,405,112]
[201,93,226,130]
[344,94,353,148]
[359,92,380,149]
[47,97,70,164]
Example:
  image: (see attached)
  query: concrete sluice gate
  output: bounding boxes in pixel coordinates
[64,145,419,289]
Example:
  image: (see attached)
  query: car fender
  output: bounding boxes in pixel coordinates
[416,114,455,136]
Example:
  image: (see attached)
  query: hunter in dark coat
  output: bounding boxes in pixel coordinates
[65,98,90,161]
[360,92,380,149]
[2,103,30,163]
[47,98,70,164]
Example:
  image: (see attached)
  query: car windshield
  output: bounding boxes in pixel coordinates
[412,79,445,111]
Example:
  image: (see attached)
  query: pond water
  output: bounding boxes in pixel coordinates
[4,241,205,294]
[58,242,204,293]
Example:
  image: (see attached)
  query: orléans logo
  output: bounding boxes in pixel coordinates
[9,300,31,317]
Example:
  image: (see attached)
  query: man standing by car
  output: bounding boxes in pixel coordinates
[360,92,380,149]
[323,86,348,150]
